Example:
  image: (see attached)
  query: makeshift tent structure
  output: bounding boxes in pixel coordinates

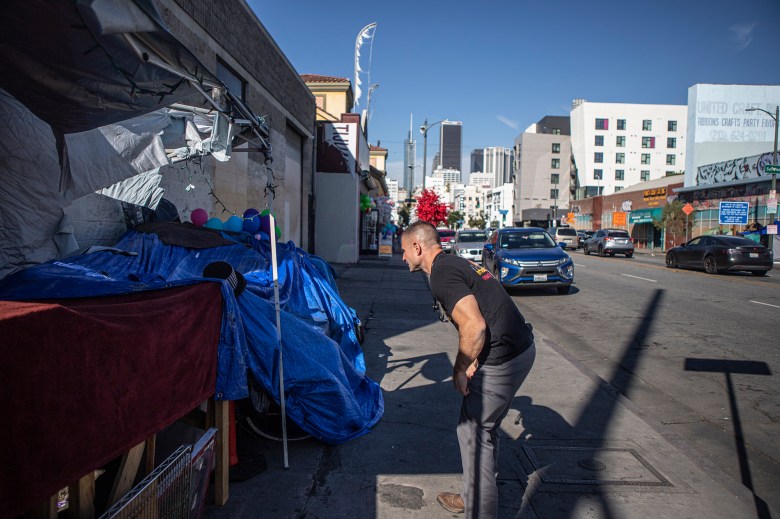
[0,0,272,279]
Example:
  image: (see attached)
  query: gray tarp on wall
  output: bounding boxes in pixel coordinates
[0,0,267,279]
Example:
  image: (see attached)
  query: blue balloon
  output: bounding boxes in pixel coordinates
[204,217,223,230]
[225,215,243,232]
[243,208,261,233]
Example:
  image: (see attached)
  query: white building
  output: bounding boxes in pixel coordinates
[386,179,399,203]
[454,183,486,226]
[485,183,514,228]
[685,83,780,187]
[469,172,494,188]
[432,167,462,185]
[513,116,572,226]
[483,147,514,187]
[570,100,688,197]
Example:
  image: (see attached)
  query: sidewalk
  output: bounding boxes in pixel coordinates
[204,253,759,519]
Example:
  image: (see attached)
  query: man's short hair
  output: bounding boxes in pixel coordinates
[404,220,440,246]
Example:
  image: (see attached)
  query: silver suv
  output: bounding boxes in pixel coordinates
[551,227,578,250]
[584,229,634,257]
[453,229,487,261]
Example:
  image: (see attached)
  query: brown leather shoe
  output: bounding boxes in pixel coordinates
[436,492,465,513]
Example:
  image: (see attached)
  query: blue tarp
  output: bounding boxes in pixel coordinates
[0,229,383,444]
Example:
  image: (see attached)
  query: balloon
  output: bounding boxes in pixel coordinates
[259,210,271,236]
[243,208,260,233]
[275,225,282,239]
[204,217,223,230]
[190,208,208,227]
[224,215,243,232]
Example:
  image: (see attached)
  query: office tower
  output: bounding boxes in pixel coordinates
[440,121,462,172]
[483,147,514,186]
[470,149,484,174]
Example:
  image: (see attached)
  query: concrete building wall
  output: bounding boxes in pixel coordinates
[514,130,572,223]
[685,84,780,187]
[315,171,359,263]
[570,101,687,197]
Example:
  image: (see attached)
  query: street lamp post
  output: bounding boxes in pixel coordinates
[745,106,779,193]
[420,119,444,191]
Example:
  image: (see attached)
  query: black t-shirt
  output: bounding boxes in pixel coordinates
[429,252,533,365]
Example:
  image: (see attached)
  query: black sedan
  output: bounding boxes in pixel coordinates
[665,235,773,276]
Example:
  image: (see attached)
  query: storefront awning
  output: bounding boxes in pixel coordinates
[629,207,662,224]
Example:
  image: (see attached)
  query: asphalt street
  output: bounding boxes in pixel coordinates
[511,248,780,516]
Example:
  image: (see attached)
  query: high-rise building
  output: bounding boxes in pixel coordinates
[440,121,463,172]
[403,117,417,197]
[483,147,514,187]
[470,149,484,174]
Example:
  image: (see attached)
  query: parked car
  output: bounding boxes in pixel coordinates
[550,227,578,250]
[437,228,456,252]
[577,230,594,249]
[665,235,773,276]
[583,229,634,257]
[482,227,574,294]
[453,229,487,261]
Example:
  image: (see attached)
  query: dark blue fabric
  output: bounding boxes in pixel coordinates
[0,230,383,444]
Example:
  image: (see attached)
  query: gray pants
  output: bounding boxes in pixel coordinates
[457,342,536,519]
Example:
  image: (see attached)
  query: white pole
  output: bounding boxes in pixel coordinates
[269,214,289,468]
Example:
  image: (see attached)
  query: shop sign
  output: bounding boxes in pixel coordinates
[643,187,666,199]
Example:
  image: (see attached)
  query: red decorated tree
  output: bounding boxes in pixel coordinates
[415,188,450,227]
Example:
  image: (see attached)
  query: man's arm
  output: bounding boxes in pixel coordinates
[449,294,486,396]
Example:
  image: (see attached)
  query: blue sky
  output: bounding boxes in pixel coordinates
[248,0,780,187]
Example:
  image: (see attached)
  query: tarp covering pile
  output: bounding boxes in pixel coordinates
[0,224,384,444]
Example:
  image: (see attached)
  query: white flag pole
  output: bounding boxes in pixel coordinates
[269,214,289,468]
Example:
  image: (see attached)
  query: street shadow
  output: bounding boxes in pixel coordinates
[684,358,773,519]
[508,288,665,519]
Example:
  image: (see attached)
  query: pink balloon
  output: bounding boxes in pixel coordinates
[191,208,208,227]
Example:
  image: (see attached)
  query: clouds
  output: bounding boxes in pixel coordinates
[496,115,519,131]
[729,22,758,52]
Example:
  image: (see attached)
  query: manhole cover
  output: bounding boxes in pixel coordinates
[522,446,672,487]
[578,458,606,471]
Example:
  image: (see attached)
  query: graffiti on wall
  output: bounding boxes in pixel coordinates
[696,152,775,185]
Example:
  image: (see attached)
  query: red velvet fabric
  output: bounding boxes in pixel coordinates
[0,283,223,517]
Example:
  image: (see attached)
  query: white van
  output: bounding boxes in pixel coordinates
[550,227,578,250]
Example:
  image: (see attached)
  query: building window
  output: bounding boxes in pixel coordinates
[667,137,676,148]
[615,169,624,180]
[617,119,626,131]
[552,128,561,135]
[595,118,609,130]
[595,135,604,146]
[552,143,561,153]
[616,135,625,147]
[641,170,650,181]
[594,152,603,163]
[216,58,246,101]
[551,158,560,168]
[642,137,656,148]
[615,186,623,192]
[642,119,652,131]
[668,120,677,132]
[551,173,559,184]
[665,171,676,176]
[550,188,559,199]
[641,153,651,164]
[315,95,325,109]
[666,154,676,165]
[616,153,625,164]
[594,169,603,180]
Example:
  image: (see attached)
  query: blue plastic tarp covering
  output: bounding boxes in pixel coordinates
[0,229,383,444]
